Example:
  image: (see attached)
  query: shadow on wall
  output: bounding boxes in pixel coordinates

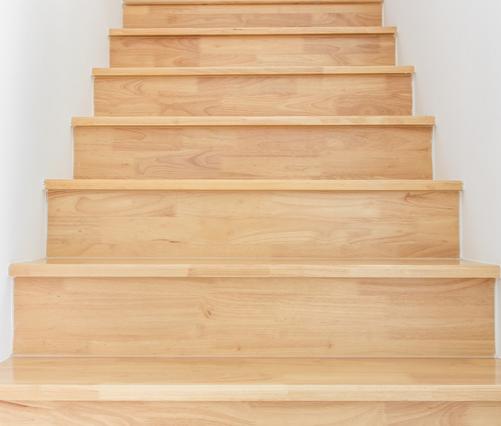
[384,0,501,356]
[0,0,123,361]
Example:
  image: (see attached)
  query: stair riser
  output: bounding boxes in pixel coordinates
[2,401,500,425]
[110,34,395,67]
[94,74,413,116]
[74,125,432,179]
[46,190,459,258]
[14,277,493,357]
[123,4,382,28]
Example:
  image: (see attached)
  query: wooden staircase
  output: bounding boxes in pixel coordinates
[3,0,501,424]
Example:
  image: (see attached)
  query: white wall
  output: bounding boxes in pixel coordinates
[0,1,122,361]
[385,0,501,350]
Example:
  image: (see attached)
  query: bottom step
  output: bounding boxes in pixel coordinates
[0,358,500,425]
[9,259,498,358]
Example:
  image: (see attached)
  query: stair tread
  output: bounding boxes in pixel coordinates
[10,258,499,278]
[0,357,500,401]
[93,65,414,76]
[45,179,462,191]
[72,115,435,127]
[125,0,383,4]
[110,26,395,36]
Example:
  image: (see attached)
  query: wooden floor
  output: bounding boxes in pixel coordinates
[4,0,501,423]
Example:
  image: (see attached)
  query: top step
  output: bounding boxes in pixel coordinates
[124,0,382,4]
[123,1,382,29]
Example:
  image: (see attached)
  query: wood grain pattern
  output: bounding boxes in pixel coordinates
[94,70,413,117]
[72,116,436,126]
[109,32,395,67]
[46,189,459,258]
[1,358,501,402]
[45,179,462,191]
[123,1,382,30]
[2,401,501,425]
[9,259,501,279]
[14,277,494,357]
[112,27,396,35]
[125,0,383,3]
[74,124,432,179]
[4,0,501,417]
[93,66,414,75]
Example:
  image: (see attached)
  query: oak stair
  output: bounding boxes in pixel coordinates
[93,66,414,117]
[73,116,434,179]
[109,27,397,67]
[123,0,383,29]
[4,0,501,424]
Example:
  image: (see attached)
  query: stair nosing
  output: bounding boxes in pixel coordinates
[44,179,462,192]
[93,65,414,77]
[72,116,435,127]
[110,26,396,36]
[124,0,383,5]
[2,383,501,402]
[10,259,499,279]
[1,357,500,403]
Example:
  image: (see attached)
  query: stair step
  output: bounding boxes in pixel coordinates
[1,358,500,401]
[73,115,433,179]
[93,66,413,117]
[125,0,383,4]
[124,1,382,29]
[72,116,435,126]
[111,27,395,36]
[10,258,498,357]
[11,273,495,357]
[110,27,395,67]
[12,258,498,278]
[46,179,461,191]
[3,361,501,425]
[94,65,413,76]
[45,179,460,259]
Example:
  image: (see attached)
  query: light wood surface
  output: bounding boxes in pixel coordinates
[125,0,383,4]
[2,401,501,425]
[110,31,395,67]
[74,121,432,179]
[123,3,382,29]
[111,27,395,36]
[9,259,501,279]
[1,358,501,402]
[72,115,436,126]
[93,65,414,75]
[14,276,494,357]
[94,69,412,117]
[45,179,462,191]
[46,185,459,258]
[4,0,500,418]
